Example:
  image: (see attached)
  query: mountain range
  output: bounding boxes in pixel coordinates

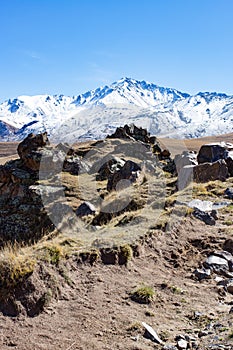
[1,77,233,142]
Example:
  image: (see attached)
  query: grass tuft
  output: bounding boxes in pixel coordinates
[0,245,35,293]
[130,284,155,304]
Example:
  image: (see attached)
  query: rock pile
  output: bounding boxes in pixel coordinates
[194,247,233,295]
[107,124,154,144]
[0,132,90,245]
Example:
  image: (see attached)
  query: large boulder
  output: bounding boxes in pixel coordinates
[197,142,233,164]
[17,132,50,171]
[174,151,197,174]
[178,159,228,189]
[193,159,228,182]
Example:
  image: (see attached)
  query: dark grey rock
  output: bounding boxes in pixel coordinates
[194,268,212,280]
[223,239,233,255]
[197,143,229,164]
[198,330,209,337]
[76,202,96,217]
[107,160,142,191]
[224,187,233,199]
[192,208,216,225]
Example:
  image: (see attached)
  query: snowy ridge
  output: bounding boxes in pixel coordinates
[1,77,233,141]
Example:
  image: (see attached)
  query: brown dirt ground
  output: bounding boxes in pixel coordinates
[0,216,232,350]
[0,136,233,350]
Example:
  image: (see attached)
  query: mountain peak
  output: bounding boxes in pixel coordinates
[1,78,233,141]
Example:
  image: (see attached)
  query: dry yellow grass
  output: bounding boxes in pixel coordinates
[0,244,35,292]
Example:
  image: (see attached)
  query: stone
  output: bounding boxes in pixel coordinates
[193,160,228,183]
[188,199,213,211]
[223,239,233,255]
[76,202,96,217]
[17,132,49,171]
[194,268,212,280]
[204,255,229,275]
[159,149,171,160]
[192,209,216,225]
[162,345,178,350]
[96,156,125,181]
[226,279,233,294]
[100,247,118,265]
[197,143,228,164]
[198,330,209,337]
[107,160,142,192]
[107,124,152,144]
[224,187,233,199]
[63,157,80,175]
[179,159,228,189]
[174,151,198,174]
[177,165,194,190]
[141,322,163,344]
[177,339,188,349]
[212,250,233,263]
[225,155,233,176]
[55,142,74,156]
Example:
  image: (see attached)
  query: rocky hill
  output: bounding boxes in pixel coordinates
[0,125,233,350]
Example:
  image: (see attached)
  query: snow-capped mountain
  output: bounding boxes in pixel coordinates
[1,77,233,142]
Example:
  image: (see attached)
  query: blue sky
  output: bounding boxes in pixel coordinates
[0,0,233,101]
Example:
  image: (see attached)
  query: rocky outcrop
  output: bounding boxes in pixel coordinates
[176,142,233,188]
[17,132,50,171]
[0,133,91,245]
[0,137,54,244]
[107,124,153,144]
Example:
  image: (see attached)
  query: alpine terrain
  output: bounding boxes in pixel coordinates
[1,77,233,142]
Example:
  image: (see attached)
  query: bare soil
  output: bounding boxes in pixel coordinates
[0,216,232,350]
[0,136,233,350]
